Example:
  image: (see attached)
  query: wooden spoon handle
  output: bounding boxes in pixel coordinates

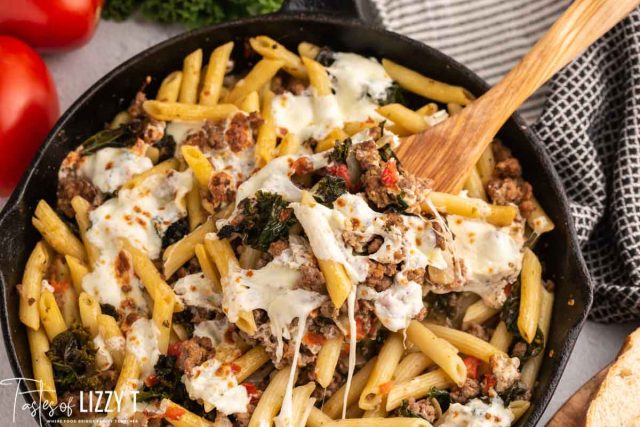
[476,0,639,130]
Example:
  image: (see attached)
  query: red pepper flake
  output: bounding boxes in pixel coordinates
[483,373,497,394]
[379,381,394,395]
[380,159,399,188]
[144,374,159,388]
[167,341,182,357]
[303,332,326,346]
[327,163,353,190]
[243,383,258,396]
[463,356,481,380]
[49,278,69,293]
[230,363,241,374]
[164,406,186,421]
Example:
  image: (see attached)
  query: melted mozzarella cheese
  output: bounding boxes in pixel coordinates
[182,358,250,415]
[219,235,327,362]
[82,170,192,312]
[165,120,204,145]
[439,398,513,427]
[358,281,424,331]
[271,52,392,141]
[173,273,221,310]
[81,146,153,193]
[209,145,256,186]
[448,215,525,307]
[93,334,114,371]
[126,318,161,378]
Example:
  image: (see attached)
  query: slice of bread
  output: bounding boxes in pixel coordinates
[585,328,640,427]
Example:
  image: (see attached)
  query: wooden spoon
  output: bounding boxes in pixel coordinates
[395,0,640,193]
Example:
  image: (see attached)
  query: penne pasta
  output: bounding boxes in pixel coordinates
[476,143,496,185]
[382,59,474,105]
[518,248,543,343]
[235,346,271,383]
[464,166,488,201]
[255,88,277,168]
[179,49,203,104]
[38,290,67,341]
[181,145,213,189]
[251,36,307,79]
[224,58,286,104]
[200,41,234,106]
[163,219,215,278]
[316,128,348,153]
[70,196,99,266]
[323,357,377,419]
[143,100,239,121]
[308,406,333,427]
[386,369,453,411]
[422,322,506,363]
[415,102,438,117]
[302,56,331,96]
[291,382,316,426]
[97,314,125,370]
[298,42,321,59]
[521,287,554,388]
[376,104,428,134]
[27,327,57,405]
[278,132,301,157]
[359,333,404,410]
[238,91,260,113]
[162,398,216,427]
[249,365,292,427]
[325,419,432,427]
[152,291,176,354]
[65,255,89,294]
[19,241,49,330]
[490,321,514,353]
[527,197,555,235]
[463,299,500,327]
[111,352,141,412]
[122,158,180,190]
[315,333,344,388]
[425,191,517,227]
[194,243,222,292]
[78,292,101,337]
[157,71,184,103]
[32,200,86,262]
[509,400,531,423]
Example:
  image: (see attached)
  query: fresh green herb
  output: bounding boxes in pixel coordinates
[46,325,105,393]
[518,328,544,362]
[217,191,296,251]
[80,124,137,155]
[137,355,183,401]
[155,134,177,162]
[314,175,347,206]
[102,0,284,29]
[328,138,352,164]
[426,387,450,412]
[378,143,396,162]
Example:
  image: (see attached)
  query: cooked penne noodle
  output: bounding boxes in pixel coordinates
[70,196,99,266]
[181,145,213,189]
[521,287,554,388]
[386,368,453,411]
[302,56,331,96]
[323,357,377,419]
[393,352,433,383]
[32,200,86,262]
[308,406,333,427]
[224,59,286,104]
[111,352,141,412]
[416,103,438,117]
[179,49,203,104]
[122,239,181,312]
[527,197,555,235]
[255,88,277,168]
[200,41,233,106]
[490,321,514,353]
[291,382,316,426]
[163,219,215,278]
[109,110,131,129]
[316,128,348,153]
[162,398,216,426]
[464,166,488,201]
[27,327,57,405]
[422,322,505,363]
[376,104,428,134]
[58,285,80,327]
[65,255,89,294]
[251,36,307,79]
[447,102,464,115]
[19,241,49,330]
[143,100,239,121]
[518,248,543,343]
[194,243,221,292]
[476,143,496,185]
[249,365,292,427]
[359,333,404,410]
[382,59,474,105]
[325,419,432,427]
[406,321,466,387]
[315,333,344,388]
[234,346,271,383]
[122,158,180,190]
[343,120,377,136]
[238,91,260,113]
[425,191,517,227]
[463,299,500,327]
[157,71,183,103]
[38,290,67,341]
[152,291,175,353]
[509,400,531,423]
[78,292,101,337]
[298,41,321,59]
[186,186,205,231]
[97,314,125,369]
[278,132,301,156]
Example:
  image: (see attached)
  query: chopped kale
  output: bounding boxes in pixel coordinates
[46,325,103,394]
[315,47,335,67]
[427,387,451,413]
[385,192,409,213]
[517,328,545,362]
[80,123,137,155]
[137,355,183,401]
[328,138,352,164]
[375,82,406,105]
[501,283,545,362]
[398,400,423,419]
[378,143,398,163]
[100,304,118,319]
[155,133,177,162]
[499,381,530,405]
[314,175,348,206]
[217,191,297,252]
[162,217,190,249]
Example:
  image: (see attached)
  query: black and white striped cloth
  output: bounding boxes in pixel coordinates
[372,0,640,322]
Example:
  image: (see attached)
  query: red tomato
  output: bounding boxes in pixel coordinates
[164,406,185,421]
[380,159,399,188]
[483,373,497,394]
[0,0,102,52]
[0,36,58,196]
[167,341,182,357]
[463,356,481,380]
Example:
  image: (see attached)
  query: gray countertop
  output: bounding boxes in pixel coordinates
[0,18,638,426]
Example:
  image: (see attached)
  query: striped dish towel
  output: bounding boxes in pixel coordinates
[372,0,572,122]
[373,0,640,322]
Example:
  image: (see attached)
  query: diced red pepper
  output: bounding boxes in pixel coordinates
[164,406,186,421]
[483,373,497,394]
[327,163,353,189]
[243,383,258,396]
[379,381,394,395]
[380,159,399,188]
[463,356,481,380]
[167,341,182,357]
[230,363,242,375]
[144,374,159,388]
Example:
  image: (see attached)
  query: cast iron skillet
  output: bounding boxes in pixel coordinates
[0,0,592,425]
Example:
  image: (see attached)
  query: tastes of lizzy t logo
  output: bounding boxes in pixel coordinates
[1,377,138,425]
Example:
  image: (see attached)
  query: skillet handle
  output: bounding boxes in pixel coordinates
[280,0,379,23]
